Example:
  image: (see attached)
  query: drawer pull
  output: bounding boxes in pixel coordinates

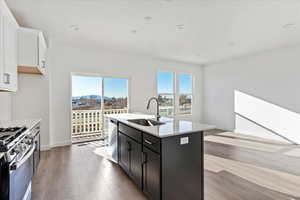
[144,139,153,145]
[127,141,132,151]
[142,152,148,164]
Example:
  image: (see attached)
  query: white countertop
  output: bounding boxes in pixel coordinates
[105,113,215,138]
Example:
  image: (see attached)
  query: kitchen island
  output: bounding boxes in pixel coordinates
[108,113,215,200]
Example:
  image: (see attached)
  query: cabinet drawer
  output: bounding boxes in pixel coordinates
[119,123,142,143]
[143,134,161,153]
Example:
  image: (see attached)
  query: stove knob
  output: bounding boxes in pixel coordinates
[23,138,32,145]
[13,147,20,154]
[21,143,26,150]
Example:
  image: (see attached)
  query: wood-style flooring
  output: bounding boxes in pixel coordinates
[32,132,300,200]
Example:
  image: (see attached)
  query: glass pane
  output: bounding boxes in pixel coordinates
[71,75,103,143]
[72,75,102,110]
[104,78,128,112]
[158,94,174,116]
[179,94,192,114]
[179,74,192,94]
[157,72,174,94]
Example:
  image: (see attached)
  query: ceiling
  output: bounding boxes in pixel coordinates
[6,0,300,65]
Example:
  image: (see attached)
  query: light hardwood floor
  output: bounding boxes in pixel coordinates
[32,132,300,200]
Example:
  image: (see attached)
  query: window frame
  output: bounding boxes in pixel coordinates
[177,74,193,115]
[70,72,131,141]
[156,71,176,116]
[156,71,193,117]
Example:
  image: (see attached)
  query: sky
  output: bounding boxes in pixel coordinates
[72,76,128,98]
[179,74,192,93]
[157,72,192,94]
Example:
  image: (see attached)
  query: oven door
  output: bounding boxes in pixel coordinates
[0,156,9,200]
[33,133,40,175]
[9,145,35,200]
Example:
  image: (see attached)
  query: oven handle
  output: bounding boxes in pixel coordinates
[10,144,36,171]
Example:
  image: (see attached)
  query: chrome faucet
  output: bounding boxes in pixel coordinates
[146,97,161,121]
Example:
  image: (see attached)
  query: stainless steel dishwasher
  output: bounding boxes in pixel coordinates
[104,117,118,163]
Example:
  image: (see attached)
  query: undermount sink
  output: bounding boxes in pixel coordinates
[127,119,165,126]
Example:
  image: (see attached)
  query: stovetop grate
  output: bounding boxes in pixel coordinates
[0,126,27,151]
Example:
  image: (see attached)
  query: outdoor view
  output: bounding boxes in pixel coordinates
[157,72,192,116]
[178,74,193,114]
[72,75,128,143]
[157,72,174,116]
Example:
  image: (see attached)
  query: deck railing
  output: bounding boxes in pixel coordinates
[72,108,128,142]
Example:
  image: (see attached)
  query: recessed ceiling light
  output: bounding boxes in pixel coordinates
[228,42,236,47]
[176,24,184,30]
[131,30,137,34]
[283,23,296,29]
[144,16,152,21]
[69,25,79,31]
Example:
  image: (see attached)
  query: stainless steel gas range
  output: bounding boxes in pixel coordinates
[0,121,41,200]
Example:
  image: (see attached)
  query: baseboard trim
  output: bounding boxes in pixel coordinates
[41,145,51,151]
[41,141,72,151]
[51,140,72,148]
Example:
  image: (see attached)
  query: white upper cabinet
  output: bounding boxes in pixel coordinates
[0,0,19,92]
[18,28,47,75]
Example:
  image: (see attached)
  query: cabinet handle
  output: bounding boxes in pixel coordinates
[41,60,46,68]
[142,152,147,164]
[3,73,10,84]
[127,141,132,151]
[144,139,153,145]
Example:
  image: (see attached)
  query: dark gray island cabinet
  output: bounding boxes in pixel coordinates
[117,122,205,200]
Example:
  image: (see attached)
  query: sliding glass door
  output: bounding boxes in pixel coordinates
[71,75,128,144]
[103,78,128,114]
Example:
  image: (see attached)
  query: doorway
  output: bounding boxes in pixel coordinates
[71,74,129,145]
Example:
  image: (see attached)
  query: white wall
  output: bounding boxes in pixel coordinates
[203,46,300,142]
[49,43,204,147]
[12,74,50,149]
[0,93,12,121]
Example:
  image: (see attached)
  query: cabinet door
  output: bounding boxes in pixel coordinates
[127,136,142,188]
[0,12,4,88]
[118,133,143,188]
[143,147,161,200]
[2,15,17,91]
[18,28,39,67]
[118,133,130,174]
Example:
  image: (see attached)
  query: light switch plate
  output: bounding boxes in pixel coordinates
[180,137,189,145]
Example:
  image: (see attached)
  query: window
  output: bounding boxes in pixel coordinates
[157,72,174,116]
[157,72,193,116]
[178,74,193,114]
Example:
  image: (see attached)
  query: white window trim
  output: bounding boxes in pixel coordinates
[156,71,193,117]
